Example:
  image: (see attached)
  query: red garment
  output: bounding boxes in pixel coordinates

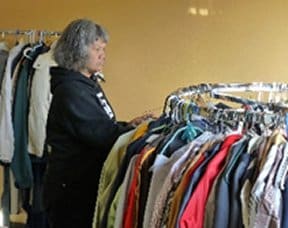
[123,145,155,228]
[167,153,206,228]
[179,134,241,228]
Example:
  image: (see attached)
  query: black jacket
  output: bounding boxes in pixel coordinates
[45,67,132,185]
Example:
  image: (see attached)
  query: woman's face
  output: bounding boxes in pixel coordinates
[86,39,107,74]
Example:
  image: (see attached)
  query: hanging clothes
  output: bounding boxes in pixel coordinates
[94,83,288,228]
[11,43,48,189]
[0,41,26,163]
[0,30,62,228]
[0,42,9,90]
[28,41,57,157]
[93,122,148,228]
[98,117,169,228]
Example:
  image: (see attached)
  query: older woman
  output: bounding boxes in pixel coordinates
[43,19,150,228]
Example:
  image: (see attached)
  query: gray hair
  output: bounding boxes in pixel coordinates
[53,19,109,71]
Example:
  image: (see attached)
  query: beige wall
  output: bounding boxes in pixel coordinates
[1,0,288,120]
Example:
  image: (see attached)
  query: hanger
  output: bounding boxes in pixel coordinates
[180,100,204,142]
[175,100,182,124]
[162,94,179,117]
[0,32,5,42]
[164,82,288,136]
[0,32,9,51]
[39,31,45,43]
[31,31,44,50]
[23,47,33,60]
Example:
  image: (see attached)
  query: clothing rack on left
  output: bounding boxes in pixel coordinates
[0,29,61,44]
[0,30,59,227]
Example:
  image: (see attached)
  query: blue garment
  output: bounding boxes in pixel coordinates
[212,137,249,228]
[159,126,187,156]
[229,152,251,228]
[158,120,207,157]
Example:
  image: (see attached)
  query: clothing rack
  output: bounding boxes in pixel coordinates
[0,29,61,36]
[95,82,288,228]
[0,29,61,227]
[0,29,61,43]
[166,82,288,97]
[164,82,288,113]
[162,82,288,132]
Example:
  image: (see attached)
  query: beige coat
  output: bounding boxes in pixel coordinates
[28,41,57,157]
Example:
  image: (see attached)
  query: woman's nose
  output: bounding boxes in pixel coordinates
[99,54,105,62]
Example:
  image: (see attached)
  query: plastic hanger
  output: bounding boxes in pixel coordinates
[177,100,185,123]
[23,47,33,60]
[257,82,263,102]
[0,32,9,51]
[14,30,19,45]
[31,34,44,51]
[0,32,5,42]
[23,30,44,60]
[181,101,204,142]
[173,100,182,124]
[163,95,179,117]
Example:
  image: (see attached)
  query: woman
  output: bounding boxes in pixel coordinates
[43,19,151,228]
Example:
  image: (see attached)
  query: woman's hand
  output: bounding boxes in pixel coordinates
[129,112,157,127]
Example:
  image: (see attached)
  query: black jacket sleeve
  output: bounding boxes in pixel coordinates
[57,84,133,152]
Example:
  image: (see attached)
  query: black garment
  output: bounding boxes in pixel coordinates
[24,155,49,228]
[11,44,30,77]
[43,67,132,228]
[138,153,156,228]
[45,181,98,228]
[138,135,166,228]
[1,165,10,227]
